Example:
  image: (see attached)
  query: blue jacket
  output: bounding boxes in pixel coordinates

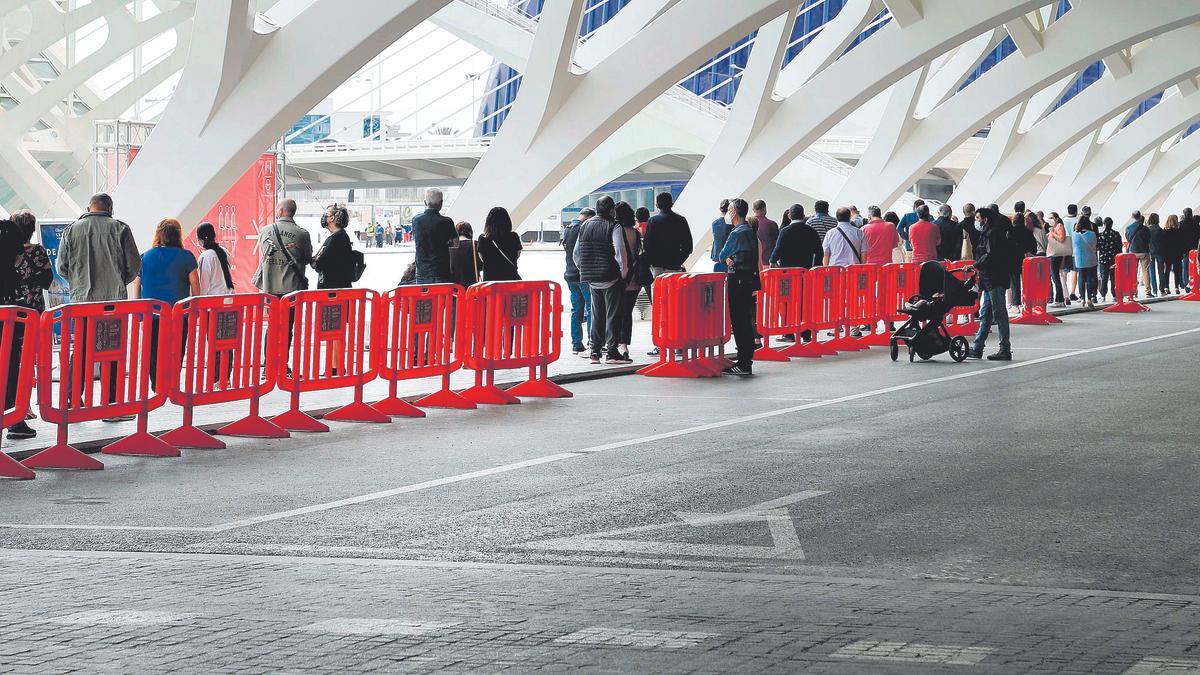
[718,223,759,274]
[710,217,732,262]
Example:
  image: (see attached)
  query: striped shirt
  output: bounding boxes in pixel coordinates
[806,213,838,241]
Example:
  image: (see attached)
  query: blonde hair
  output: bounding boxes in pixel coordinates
[1164,214,1179,230]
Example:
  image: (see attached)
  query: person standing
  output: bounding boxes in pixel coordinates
[136,219,199,390]
[1009,207,1039,310]
[908,204,940,264]
[614,201,642,364]
[1127,214,1154,297]
[806,200,838,241]
[195,222,234,296]
[57,192,142,303]
[477,207,522,282]
[1072,218,1098,308]
[935,204,963,262]
[968,207,1015,361]
[1158,215,1186,294]
[562,208,594,355]
[823,207,868,268]
[1147,213,1165,296]
[896,199,925,261]
[710,199,732,272]
[960,203,979,259]
[771,204,823,268]
[1181,207,1199,289]
[449,222,480,288]
[312,206,356,290]
[1096,218,1122,303]
[3,212,51,440]
[1046,212,1073,307]
[752,200,779,268]
[643,191,693,278]
[254,198,312,296]
[1029,212,1049,256]
[574,196,627,365]
[718,198,759,377]
[412,188,457,284]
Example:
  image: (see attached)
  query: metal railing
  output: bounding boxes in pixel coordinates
[286,137,494,157]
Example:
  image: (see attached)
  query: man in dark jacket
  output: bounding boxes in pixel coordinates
[934,204,963,261]
[770,204,822,269]
[1181,207,1199,289]
[710,199,732,272]
[1008,201,1038,309]
[716,198,759,376]
[968,207,1015,361]
[562,208,594,354]
[643,192,693,276]
[573,197,627,365]
[411,188,457,283]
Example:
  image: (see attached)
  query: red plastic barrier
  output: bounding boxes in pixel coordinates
[639,273,732,378]
[164,293,288,449]
[945,260,980,336]
[0,308,39,480]
[1181,251,1200,302]
[831,264,877,351]
[784,266,842,358]
[273,289,387,432]
[373,283,474,415]
[1104,253,1151,313]
[754,268,804,362]
[1011,256,1062,325]
[457,280,570,403]
[24,300,177,471]
[865,262,919,346]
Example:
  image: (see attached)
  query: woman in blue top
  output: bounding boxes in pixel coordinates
[1072,218,1099,308]
[136,218,198,389]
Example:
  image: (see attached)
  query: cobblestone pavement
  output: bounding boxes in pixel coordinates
[3,550,1200,674]
[3,304,1200,672]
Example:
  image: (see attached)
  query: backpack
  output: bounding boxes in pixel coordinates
[351,250,367,282]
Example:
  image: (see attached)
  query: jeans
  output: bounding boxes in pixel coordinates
[1158,258,1184,292]
[973,285,1010,354]
[617,288,640,346]
[1009,270,1023,306]
[588,283,623,359]
[728,275,758,370]
[1076,266,1097,301]
[1049,256,1068,303]
[566,280,591,350]
[1149,256,1161,293]
[1098,264,1115,299]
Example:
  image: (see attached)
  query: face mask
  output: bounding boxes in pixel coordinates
[974,220,984,232]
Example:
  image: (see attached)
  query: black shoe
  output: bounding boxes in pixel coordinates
[721,365,753,377]
[965,348,982,360]
[572,346,586,355]
[986,350,1012,361]
[646,348,661,357]
[6,421,35,440]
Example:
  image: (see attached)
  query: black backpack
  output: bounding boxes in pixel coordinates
[351,250,367,282]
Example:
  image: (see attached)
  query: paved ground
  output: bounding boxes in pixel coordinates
[2,300,1200,672]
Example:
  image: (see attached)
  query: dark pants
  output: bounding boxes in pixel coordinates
[1050,256,1068,302]
[617,288,640,346]
[566,280,591,350]
[149,315,187,391]
[588,283,623,359]
[1077,266,1097,301]
[728,275,758,370]
[1010,270,1022,306]
[1158,258,1184,291]
[1098,264,1115,299]
[3,323,26,410]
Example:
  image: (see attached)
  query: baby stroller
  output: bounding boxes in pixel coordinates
[889,261,979,363]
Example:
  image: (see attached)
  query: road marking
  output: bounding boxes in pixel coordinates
[1125,657,1200,673]
[2,326,1195,533]
[573,327,1200,454]
[50,610,188,626]
[574,393,830,402]
[298,618,461,636]
[554,627,722,649]
[520,491,828,561]
[831,640,993,666]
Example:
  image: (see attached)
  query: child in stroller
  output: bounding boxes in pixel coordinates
[889,261,979,362]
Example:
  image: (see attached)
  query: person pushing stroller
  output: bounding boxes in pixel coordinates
[968,206,1016,361]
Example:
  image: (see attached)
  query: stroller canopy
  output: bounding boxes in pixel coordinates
[918,261,977,308]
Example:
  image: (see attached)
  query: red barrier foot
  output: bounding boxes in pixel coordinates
[638,360,701,378]
[781,340,837,358]
[372,397,428,418]
[1104,301,1151,313]
[272,409,331,433]
[22,444,104,471]
[161,425,227,450]
[325,402,391,424]
[415,389,477,410]
[101,432,181,457]
[217,415,290,439]
[508,378,572,398]
[0,452,36,480]
[461,385,521,405]
[754,346,791,362]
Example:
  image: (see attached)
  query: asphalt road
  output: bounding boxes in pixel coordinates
[2,301,1199,672]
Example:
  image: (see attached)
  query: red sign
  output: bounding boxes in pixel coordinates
[189,154,277,292]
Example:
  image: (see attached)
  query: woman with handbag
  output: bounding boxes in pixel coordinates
[477,207,522,282]
[614,201,642,364]
[448,221,480,287]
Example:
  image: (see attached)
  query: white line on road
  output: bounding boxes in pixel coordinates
[3,326,1196,533]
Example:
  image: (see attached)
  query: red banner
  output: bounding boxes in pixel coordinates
[189,154,277,292]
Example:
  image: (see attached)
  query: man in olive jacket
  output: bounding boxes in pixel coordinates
[57,193,142,303]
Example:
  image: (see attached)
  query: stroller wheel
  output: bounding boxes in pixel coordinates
[949,336,970,363]
[889,340,899,362]
[908,345,916,362]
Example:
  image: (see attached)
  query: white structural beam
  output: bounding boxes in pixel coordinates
[915,28,1005,116]
[833,0,1200,210]
[951,26,1200,208]
[674,0,1048,241]
[1101,132,1200,217]
[1004,13,1043,55]
[450,0,811,228]
[1038,85,1200,209]
[113,0,452,245]
[882,0,923,27]
[775,0,881,96]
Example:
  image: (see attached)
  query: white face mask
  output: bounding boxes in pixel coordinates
[975,219,985,232]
